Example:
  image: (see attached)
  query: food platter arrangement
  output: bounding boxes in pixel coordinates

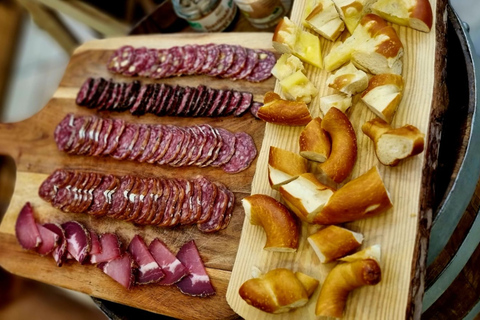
[0,0,441,318]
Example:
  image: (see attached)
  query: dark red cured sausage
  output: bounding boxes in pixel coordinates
[111,124,140,160]
[200,44,220,74]
[222,132,258,173]
[210,128,236,167]
[123,47,148,76]
[54,114,76,152]
[128,124,151,161]
[38,169,72,202]
[196,177,218,224]
[149,125,173,163]
[245,49,276,82]
[93,118,113,156]
[107,45,135,73]
[233,92,254,117]
[177,44,196,75]
[150,49,171,79]
[107,175,135,219]
[168,46,184,77]
[197,183,228,233]
[231,48,259,80]
[102,119,126,155]
[76,77,93,106]
[207,44,234,77]
[138,48,159,77]
[137,126,162,163]
[158,126,185,165]
[250,101,263,119]
[87,174,118,216]
[222,45,247,78]
[190,45,207,74]
[223,91,243,115]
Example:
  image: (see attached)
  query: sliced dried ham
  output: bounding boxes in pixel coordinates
[62,221,91,264]
[98,253,136,289]
[43,223,67,266]
[175,240,215,297]
[15,202,42,250]
[149,238,189,285]
[127,235,164,284]
[36,223,59,256]
[90,233,122,264]
[89,230,102,256]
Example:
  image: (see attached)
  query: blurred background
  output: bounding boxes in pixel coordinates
[0,0,478,319]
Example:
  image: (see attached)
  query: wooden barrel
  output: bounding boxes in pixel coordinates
[422,4,480,320]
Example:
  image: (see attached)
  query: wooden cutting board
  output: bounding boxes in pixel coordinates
[0,32,276,320]
[226,1,445,320]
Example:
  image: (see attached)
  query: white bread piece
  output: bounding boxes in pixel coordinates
[319,93,352,116]
[361,74,404,123]
[326,62,369,95]
[299,117,331,162]
[339,244,382,263]
[308,225,363,263]
[294,272,319,297]
[279,70,318,104]
[312,107,357,184]
[271,53,305,81]
[273,17,323,68]
[242,194,299,252]
[362,118,425,166]
[268,146,308,190]
[324,14,404,74]
[371,0,433,32]
[305,0,345,41]
[258,91,313,126]
[313,166,393,224]
[332,0,376,34]
[239,268,309,313]
[279,173,335,223]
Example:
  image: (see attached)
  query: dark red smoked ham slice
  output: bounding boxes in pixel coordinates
[127,235,164,284]
[43,223,67,266]
[149,238,189,285]
[90,233,122,264]
[62,221,91,264]
[175,240,215,297]
[15,202,42,250]
[89,230,102,256]
[36,223,59,255]
[98,253,136,289]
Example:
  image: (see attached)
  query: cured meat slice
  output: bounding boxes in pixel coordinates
[157,179,178,227]
[245,49,276,82]
[163,85,179,114]
[38,169,72,202]
[150,49,172,79]
[126,178,149,222]
[149,125,173,163]
[62,221,91,264]
[111,124,140,160]
[52,171,81,211]
[138,48,158,77]
[107,175,135,219]
[169,46,185,76]
[190,45,206,74]
[202,128,224,167]
[197,184,228,233]
[144,83,160,114]
[186,126,206,166]
[120,177,141,220]
[191,85,207,116]
[213,90,232,116]
[87,118,104,156]
[15,202,42,250]
[176,240,215,296]
[175,86,194,115]
[102,119,126,155]
[231,48,259,80]
[234,92,254,117]
[158,126,185,165]
[197,88,217,117]
[96,80,114,110]
[178,179,194,225]
[112,83,126,110]
[222,45,247,78]
[76,77,93,106]
[98,253,135,289]
[155,84,173,115]
[182,87,199,116]
[150,83,166,114]
[129,84,149,115]
[87,174,118,216]
[196,177,218,224]
[250,101,263,119]
[207,44,234,77]
[128,124,151,161]
[169,127,192,166]
[210,128,236,167]
[78,117,101,155]
[68,172,91,212]
[128,235,164,284]
[85,78,107,108]
[134,178,156,224]
[123,47,148,76]
[104,83,119,111]
[195,125,218,166]
[107,45,135,73]
[175,127,197,167]
[90,233,122,264]
[169,86,186,115]
[43,223,67,266]
[168,180,185,227]
[149,238,189,285]
[79,173,102,212]
[223,91,243,115]
[93,118,113,156]
[200,44,220,74]
[222,132,257,173]
[151,179,170,225]
[54,114,76,152]
[177,44,196,75]
[125,80,142,110]
[89,229,102,256]
[182,179,202,225]
[120,80,139,110]
[137,126,162,163]
[205,89,225,116]
[69,115,93,154]
[220,186,235,230]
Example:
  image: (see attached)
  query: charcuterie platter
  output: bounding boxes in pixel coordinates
[0,32,276,320]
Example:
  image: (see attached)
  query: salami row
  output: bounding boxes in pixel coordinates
[76,77,260,118]
[15,203,214,295]
[107,44,275,82]
[54,114,257,174]
[38,169,235,233]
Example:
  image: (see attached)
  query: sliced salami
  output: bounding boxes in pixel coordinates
[123,47,148,76]
[107,45,135,73]
[207,44,234,77]
[150,49,172,79]
[128,124,151,161]
[76,78,93,106]
[233,92,254,117]
[231,48,259,80]
[138,48,159,77]
[199,44,220,74]
[223,91,243,115]
[158,126,185,165]
[169,46,184,77]
[197,183,228,234]
[210,128,236,167]
[250,101,263,119]
[222,45,247,78]
[245,49,276,82]
[196,176,218,224]
[111,124,140,160]
[137,125,162,163]
[177,44,196,75]
[222,132,257,174]
[190,45,207,74]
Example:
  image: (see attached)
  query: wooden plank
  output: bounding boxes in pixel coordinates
[226,1,442,320]
[0,32,274,319]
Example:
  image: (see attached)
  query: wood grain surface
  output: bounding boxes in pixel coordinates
[0,32,275,320]
[226,2,441,320]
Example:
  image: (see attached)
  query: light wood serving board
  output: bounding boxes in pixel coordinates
[0,33,276,320]
[226,1,445,320]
